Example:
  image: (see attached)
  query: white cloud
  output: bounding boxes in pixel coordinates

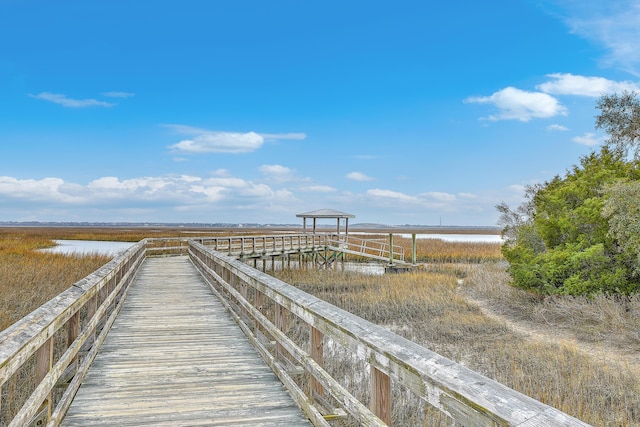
[537,73,640,97]
[547,124,569,132]
[29,92,114,108]
[572,132,603,146]
[259,164,297,183]
[420,191,456,202]
[171,131,264,154]
[166,125,306,154]
[0,173,508,225]
[554,1,640,75]
[88,176,176,197]
[102,91,135,98]
[0,176,84,203]
[0,173,296,212]
[346,171,374,182]
[305,185,337,193]
[366,189,419,203]
[464,87,567,121]
[212,169,231,177]
[260,164,293,176]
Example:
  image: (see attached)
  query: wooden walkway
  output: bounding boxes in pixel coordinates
[62,256,311,426]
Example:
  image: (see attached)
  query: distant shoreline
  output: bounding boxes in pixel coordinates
[0,223,501,235]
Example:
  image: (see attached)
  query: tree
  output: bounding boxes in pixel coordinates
[602,180,640,276]
[596,91,640,159]
[498,92,640,296]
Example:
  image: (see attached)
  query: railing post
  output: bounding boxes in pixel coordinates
[388,233,394,265]
[310,326,324,399]
[86,293,98,347]
[412,233,417,265]
[67,311,80,365]
[275,303,288,361]
[371,366,391,425]
[36,337,53,420]
[255,289,264,311]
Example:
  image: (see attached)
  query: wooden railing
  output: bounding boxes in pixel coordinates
[194,233,406,265]
[325,234,405,264]
[194,233,324,257]
[189,240,589,426]
[0,239,188,427]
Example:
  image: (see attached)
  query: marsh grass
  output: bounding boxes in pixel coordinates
[464,263,640,361]
[0,234,111,331]
[273,265,640,426]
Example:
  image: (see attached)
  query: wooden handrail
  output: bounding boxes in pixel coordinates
[194,233,326,257]
[325,234,406,263]
[0,241,149,427]
[188,240,589,426]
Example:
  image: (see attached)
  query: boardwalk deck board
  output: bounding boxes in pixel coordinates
[61,256,311,426]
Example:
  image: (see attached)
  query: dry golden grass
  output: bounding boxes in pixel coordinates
[273,264,640,426]
[464,263,640,367]
[0,232,111,331]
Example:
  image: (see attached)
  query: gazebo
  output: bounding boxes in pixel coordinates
[296,209,355,235]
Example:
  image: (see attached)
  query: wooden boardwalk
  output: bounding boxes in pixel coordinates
[62,256,311,426]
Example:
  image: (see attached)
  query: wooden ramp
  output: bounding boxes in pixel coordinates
[62,256,311,426]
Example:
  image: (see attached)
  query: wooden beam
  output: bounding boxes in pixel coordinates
[371,365,391,425]
[35,337,53,420]
[310,326,325,399]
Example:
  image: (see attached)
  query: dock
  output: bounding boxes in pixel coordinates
[61,256,310,426]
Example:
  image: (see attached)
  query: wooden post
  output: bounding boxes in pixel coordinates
[275,303,288,361]
[412,233,417,265]
[310,327,325,399]
[388,233,394,265]
[255,289,264,312]
[371,365,391,425]
[239,277,249,319]
[86,293,98,349]
[67,311,80,364]
[36,337,53,419]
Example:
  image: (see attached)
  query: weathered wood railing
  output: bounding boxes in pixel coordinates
[189,240,589,426]
[326,234,405,264]
[194,233,325,258]
[0,239,189,427]
[194,233,407,265]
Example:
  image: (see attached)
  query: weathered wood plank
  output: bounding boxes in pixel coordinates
[61,256,311,426]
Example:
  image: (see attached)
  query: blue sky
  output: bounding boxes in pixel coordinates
[1,0,640,226]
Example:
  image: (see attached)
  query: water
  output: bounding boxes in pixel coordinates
[354,232,502,243]
[40,240,135,256]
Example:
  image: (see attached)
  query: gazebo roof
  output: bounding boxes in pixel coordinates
[296,209,355,219]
